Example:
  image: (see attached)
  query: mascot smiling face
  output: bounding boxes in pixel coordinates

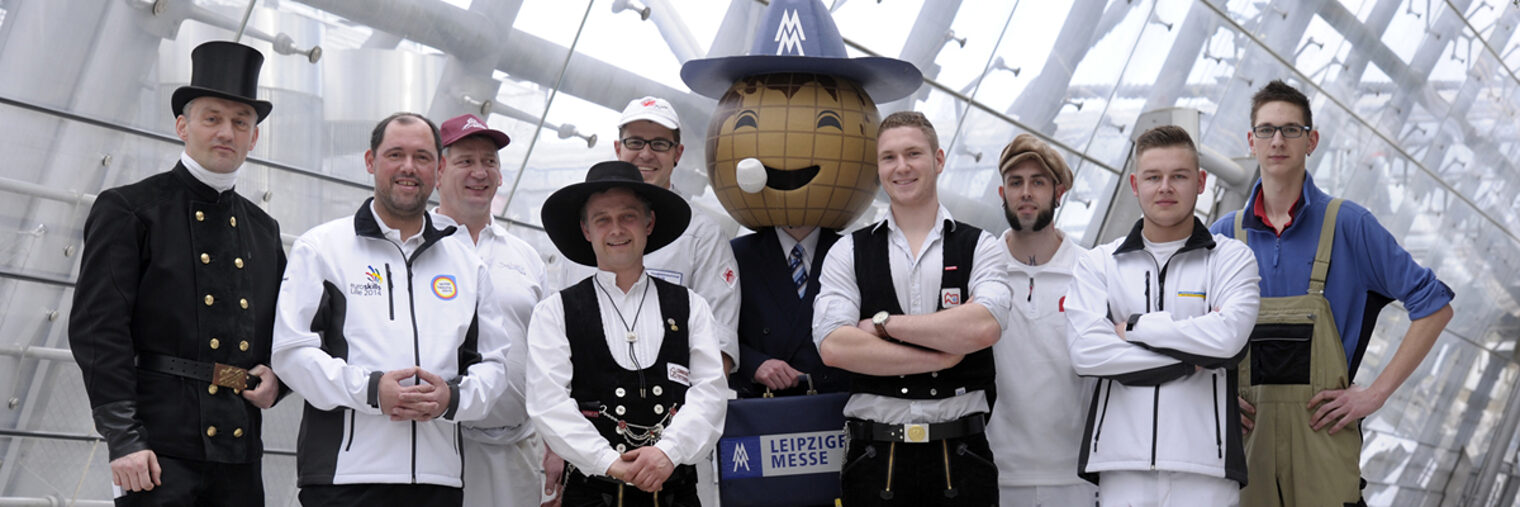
[706,73,880,229]
[681,0,922,230]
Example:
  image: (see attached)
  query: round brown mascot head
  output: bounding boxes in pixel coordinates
[705,73,880,229]
[681,0,922,229]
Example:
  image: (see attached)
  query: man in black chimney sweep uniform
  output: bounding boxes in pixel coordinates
[527,161,727,506]
[69,41,285,506]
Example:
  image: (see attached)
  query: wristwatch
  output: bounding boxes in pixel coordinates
[872,311,891,337]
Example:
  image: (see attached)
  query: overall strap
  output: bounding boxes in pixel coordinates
[1307,199,1344,295]
[1232,209,1247,243]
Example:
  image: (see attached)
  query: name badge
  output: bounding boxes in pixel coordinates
[667,363,691,386]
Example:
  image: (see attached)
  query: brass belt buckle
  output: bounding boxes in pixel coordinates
[212,363,250,390]
[903,423,929,443]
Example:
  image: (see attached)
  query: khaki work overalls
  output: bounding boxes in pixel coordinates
[1236,199,1363,507]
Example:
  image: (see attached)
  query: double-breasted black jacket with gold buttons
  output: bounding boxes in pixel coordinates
[69,163,286,464]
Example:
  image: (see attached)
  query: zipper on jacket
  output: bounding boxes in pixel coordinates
[343,409,357,452]
[1093,379,1113,453]
[1157,262,1170,311]
[404,257,422,483]
[1143,272,1152,313]
[1212,373,1223,458]
[1150,386,1160,469]
[385,263,395,321]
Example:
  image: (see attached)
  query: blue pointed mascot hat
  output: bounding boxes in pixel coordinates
[680,0,923,102]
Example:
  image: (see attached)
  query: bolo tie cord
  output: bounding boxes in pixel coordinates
[594,276,653,398]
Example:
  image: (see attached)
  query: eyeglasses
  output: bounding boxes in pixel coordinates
[620,137,677,153]
[1252,125,1312,139]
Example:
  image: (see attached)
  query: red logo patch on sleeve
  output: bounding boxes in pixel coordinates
[1058,296,1066,312]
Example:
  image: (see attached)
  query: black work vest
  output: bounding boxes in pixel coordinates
[851,220,996,402]
[561,276,692,455]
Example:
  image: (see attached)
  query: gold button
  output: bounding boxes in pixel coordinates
[209,338,220,349]
[233,388,241,395]
[239,298,248,309]
[206,426,217,437]
[239,340,250,352]
[234,258,245,269]
[200,253,210,264]
[208,384,219,395]
[204,294,214,306]
[229,216,237,227]
[233,428,244,438]
[195,211,205,221]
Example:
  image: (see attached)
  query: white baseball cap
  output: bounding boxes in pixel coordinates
[618,96,681,131]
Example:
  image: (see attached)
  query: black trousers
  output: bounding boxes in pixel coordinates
[115,456,263,507]
[297,483,461,507]
[562,465,700,507]
[839,432,998,507]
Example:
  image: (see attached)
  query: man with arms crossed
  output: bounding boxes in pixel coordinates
[528,161,727,506]
[1212,80,1454,507]
[70,41,285,506]
[432,113,553,506]
[986,134,1098,506]
[1066,125,1259,506]
[272,113,509,506]
[813,111,1011,506]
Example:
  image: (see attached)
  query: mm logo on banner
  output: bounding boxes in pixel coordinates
[718,430,847,480]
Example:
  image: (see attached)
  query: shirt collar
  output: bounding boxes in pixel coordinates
[430,206,504,243]
[775,227,822,260]
[873,204,955,234]
[592,268,650,296]
[370,201,426,245]
[180,151,239,193]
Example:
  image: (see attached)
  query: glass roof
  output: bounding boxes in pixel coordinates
[0,0,1518,504]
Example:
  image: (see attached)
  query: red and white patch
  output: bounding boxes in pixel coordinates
[720,265,737,287]
[642,99,657,107]
[1058,296,1066,312]
[940,288,962,307]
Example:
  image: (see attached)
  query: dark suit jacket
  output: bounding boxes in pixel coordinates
[69,163,285,463]
[730,227,847,397]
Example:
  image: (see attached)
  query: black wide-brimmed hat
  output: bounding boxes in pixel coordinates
[679,0,923,102]
[541,161,691,266]
[171,41,274,123]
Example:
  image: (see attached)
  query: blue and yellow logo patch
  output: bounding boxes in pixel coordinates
[1177,290,1207,299]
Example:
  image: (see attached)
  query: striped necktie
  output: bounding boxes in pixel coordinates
[789,243,807,299]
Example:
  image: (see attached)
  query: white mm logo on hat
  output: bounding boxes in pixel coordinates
[775,10,807,56]
[463,117,488,130]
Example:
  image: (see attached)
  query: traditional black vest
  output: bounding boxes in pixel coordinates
[561,276,694,457]
[851,220,996,403]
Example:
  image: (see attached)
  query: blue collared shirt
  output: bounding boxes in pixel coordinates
[1210,173,1454,373]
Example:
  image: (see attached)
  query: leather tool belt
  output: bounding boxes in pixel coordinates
[138,353,261,390]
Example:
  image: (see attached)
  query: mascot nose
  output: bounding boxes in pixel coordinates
[736,157,767,193]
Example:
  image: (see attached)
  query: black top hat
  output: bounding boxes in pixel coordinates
[541,161,692,267]
[171,41,274,123]
[680,0,922,102]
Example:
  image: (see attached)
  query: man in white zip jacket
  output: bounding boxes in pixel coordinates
[1066,125,1260,506]
[272,113,510,506]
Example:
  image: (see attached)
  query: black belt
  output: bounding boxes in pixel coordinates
[846,414,986,443]
[138,354,261,390]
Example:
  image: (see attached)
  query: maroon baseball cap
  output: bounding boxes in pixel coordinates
[440,113,510,149]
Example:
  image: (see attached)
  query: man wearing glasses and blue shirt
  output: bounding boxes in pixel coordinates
[1211,80,1454,507]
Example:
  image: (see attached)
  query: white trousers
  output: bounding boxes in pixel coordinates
[1002,483,1100,507]
[462,435,547,507]
[1098,470,1238,507]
